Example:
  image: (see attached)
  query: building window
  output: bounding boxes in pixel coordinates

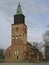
[15,51,19,55]
[15,51,16,55]
[16,36,18,40]
[17,56,18,59]
[17,51,18,55]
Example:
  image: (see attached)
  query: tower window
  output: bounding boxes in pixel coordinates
[16,36,18,39]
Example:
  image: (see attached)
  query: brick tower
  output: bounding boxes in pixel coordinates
[12,3,27,45]
[5,3,27,62]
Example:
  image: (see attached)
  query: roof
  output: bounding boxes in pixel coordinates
[16,2,22,15]
[27,42,41,52]
[27,42,33,47]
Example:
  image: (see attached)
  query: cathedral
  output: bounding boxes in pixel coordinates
[5,3,43,62]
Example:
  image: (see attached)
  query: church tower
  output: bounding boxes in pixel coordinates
[12,3,27,45]
[5,3,27,62]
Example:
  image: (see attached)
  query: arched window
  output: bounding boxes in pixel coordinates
[16,36,19,40]
[17,56,18,59]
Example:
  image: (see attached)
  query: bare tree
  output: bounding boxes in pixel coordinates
[43,30,49,61]
[43,30,49,42]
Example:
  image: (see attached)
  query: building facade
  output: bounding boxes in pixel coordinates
[5,3,43,62]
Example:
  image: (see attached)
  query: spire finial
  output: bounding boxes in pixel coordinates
[16,2,22,15]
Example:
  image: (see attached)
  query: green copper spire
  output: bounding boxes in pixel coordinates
[16,2,22,15]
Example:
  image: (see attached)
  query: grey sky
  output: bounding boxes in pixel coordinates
[0,0,49,49]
